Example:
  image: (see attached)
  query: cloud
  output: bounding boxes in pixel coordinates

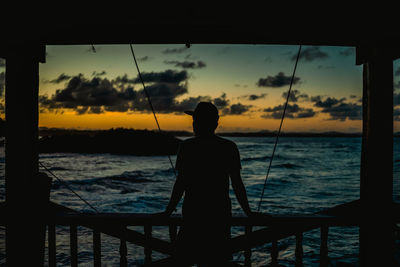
[224,103,252,115]
[311,96,361,121]
[164,60,206,69]
[39,70,190,115]
[162,47,188,54]
[291,46,329,62]
[257,72,300,88]
[0,72,4,97]
[48,73,72,84]
[239,93,267,101]
[262,103,315,119]
[138,56,150,62]
[0,59,5,68]
[92,71,107,77]
[213,93,230,109]
[349,95,358,99]
[395,81,400,90]
[282,89,308,102]
[339,47,355,57]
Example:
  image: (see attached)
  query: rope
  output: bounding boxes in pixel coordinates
[39,161,99,213]
[129,44,177,177]
[257,45,302,212]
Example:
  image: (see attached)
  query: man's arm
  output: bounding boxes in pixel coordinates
[164,172,185,216]
[230,169,252,216]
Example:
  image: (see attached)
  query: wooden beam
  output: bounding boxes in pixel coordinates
[4,43,43,266]
[359,46,395,266]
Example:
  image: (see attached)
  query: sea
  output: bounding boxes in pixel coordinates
[0,136,399,266]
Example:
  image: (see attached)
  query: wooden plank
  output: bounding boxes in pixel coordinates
[48,224,56,267]
[244,226,252,267]
[70,225,78,267]
[120,237,127,267]
[295,232,303,267]
[271,239,278,266]
[144,225,152,265]
[320,226,328,267]
[93,230,101,267]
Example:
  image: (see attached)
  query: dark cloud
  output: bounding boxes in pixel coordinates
[311,96,361,121]
[162,47,188,54]
[282,89,308,102]
[339,47,355,57]
[213,93,230,109]
[291,46,329,62]
[92,71,107,77]
[164,60,206,69]
[262,103,315,119]
[349,95,358,99]
[0,72,4,97]
[240,93,267,101]
[138,56,150,62]
[257,72,300,88]
[48,73,72,84]
[39,70,190,115]
[224,103,252,115]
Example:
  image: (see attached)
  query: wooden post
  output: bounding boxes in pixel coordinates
[120,236,128,267]
[93,230,101,267]
[357,46,395,266]
[295,232,303,267]
[144,225,152,264]
[70,225,78,267]
[320,226,328,267]
[244,226,252,267]
[271,239,278,266]
[168,224,178,244]
[4,43,45,266]
[48,224,56,267]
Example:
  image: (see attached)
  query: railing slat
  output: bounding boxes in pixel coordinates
[93,230,101,267]
[120,234,128,267]
[244,226,252,267]
[70,225,78,267]
[271,239,278,266]
[295,232,303,267]
[320,226,329,267]
[144,225,153,265]
[169,224,178,244]
[48,224,56,267]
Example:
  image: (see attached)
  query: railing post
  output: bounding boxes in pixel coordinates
[120,235,128,267]
[320,226,328,267]
[244,226,252,267]
[48,224,56,267]
[144,225,152,264]
[169,224,178,244]
[93,230,101,267]
[295,232,303,267]
[271,239,278,266]
[70,225,78,267]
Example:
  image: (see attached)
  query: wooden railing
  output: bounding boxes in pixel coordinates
[44,201,367,266]
[2,200,399,266]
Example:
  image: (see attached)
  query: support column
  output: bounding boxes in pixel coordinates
[5,43,45,266]
[358,46,394,266]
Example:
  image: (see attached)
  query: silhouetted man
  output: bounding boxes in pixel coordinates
[162,102,256,266]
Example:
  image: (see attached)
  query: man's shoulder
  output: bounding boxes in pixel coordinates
[214,135,238,148]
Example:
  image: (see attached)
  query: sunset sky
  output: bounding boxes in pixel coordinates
[1,44,400,132]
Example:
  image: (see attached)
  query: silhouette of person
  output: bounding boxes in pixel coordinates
[162,102,256,266]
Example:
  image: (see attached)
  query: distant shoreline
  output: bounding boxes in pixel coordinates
[38,127,400,138]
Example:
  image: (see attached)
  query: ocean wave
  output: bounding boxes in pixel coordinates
[274,163,302,169]
[241,155,271,162]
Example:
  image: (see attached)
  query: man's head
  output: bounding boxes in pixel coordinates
[185,102,219,136]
